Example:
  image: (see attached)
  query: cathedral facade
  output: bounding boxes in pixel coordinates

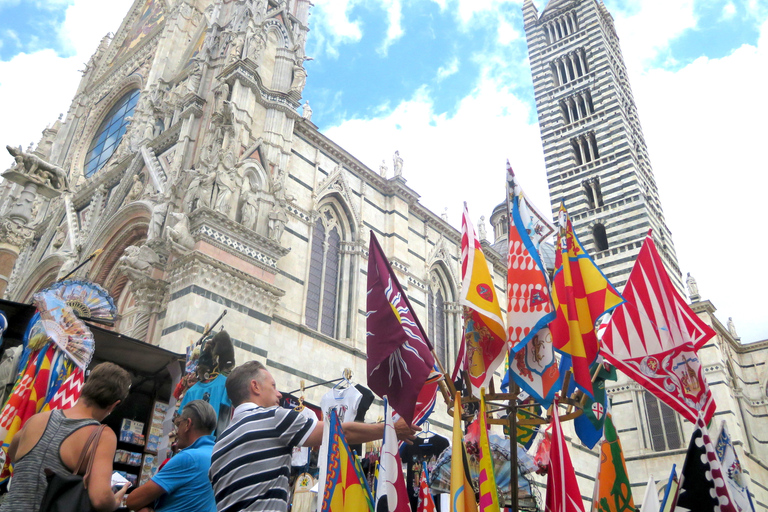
[0,0,766,510]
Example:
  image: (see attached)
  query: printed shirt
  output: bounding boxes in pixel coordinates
[209,403,317,512]
[151,435,217,512]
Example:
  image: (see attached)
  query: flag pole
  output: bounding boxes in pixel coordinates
[510,382,519,512]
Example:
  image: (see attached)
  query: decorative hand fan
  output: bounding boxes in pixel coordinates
[39,280,117,325]
[33,292,95,371]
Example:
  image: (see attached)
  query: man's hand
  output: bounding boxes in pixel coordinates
[394,418,420,445]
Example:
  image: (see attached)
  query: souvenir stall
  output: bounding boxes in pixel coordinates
[0,280,184,490]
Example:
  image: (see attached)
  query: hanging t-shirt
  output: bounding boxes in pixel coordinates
[319,384,362,423]
[401,433,450,512]
[180,374,231,434]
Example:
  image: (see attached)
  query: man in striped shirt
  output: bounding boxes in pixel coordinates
[209,361,418,512]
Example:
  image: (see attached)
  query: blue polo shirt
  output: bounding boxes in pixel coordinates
[152,435,216,512]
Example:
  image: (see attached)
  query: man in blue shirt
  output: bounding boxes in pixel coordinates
[126,400,217,512]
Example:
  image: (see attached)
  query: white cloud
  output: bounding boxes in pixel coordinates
[436,56,459,81]
[378,0,404,55]
[721,2,737,20]
[0,0,132,170]
[608,0,698,69]
[632,18,768,341]
[497,16,521,45]
[309,0,365,58]
[323,74,549,229]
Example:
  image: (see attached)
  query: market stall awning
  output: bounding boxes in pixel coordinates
[0,299,36,342]
[87,323,184,378]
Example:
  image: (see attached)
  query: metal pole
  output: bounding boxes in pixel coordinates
[510,383,519,512]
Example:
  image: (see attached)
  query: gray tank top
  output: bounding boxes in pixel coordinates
[0,409,99,512]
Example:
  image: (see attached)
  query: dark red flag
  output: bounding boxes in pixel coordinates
[366,232,435,424]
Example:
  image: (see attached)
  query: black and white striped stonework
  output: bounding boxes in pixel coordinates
[210,406,316,512]
[523,0,684,293]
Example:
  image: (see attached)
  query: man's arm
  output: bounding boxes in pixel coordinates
[125,481,165,511]
[302,418,418,447]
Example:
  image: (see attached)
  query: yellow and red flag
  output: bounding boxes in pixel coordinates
[451,392,478,512]
[550,205,623,397]
[478,389,500,512]
[459,203,506,396]
[321,409,375,512]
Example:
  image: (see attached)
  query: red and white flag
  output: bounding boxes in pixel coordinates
[545,400,585,512]
[601,232,716,424]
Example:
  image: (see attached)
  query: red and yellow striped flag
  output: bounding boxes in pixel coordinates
[478,389,500,512]
[550,205,623,397]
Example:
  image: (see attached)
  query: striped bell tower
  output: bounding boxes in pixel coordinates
[523,0,683,292]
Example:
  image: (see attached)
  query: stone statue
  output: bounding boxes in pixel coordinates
[148,193,170,241]
[727,317,739,339]
[126,174,145,203]
[686,272,699,300]
[5,145,69,191]
[393,150,403,177]
[119,244,159,273]
[213,81,229,113]
[213,166,239,215]
[57,246,82,281]
[379,159,388,178]
[227,32,245,64]
[302,100,312,121]
[246,32,266,63]
[240,182,259,230]
[290,63,307,94]
[165,211,195,252]
[478,215,487,241]
[187,59,203,94]
[51,224,67,251]
[268,201,288,242]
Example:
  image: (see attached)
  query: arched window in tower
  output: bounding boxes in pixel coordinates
[84,89,140,178]
[583,181,595,209]
[643,391,683,451]
[305,204,350,337]
[592,223,609,251]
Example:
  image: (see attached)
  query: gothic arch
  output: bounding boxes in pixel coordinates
[427,262,458,369]
[14,254,67,303]
[84,202,152,294]
[304,196,357,339]
[263,19,290,48]
[241,160,268,192]
[71,74,145,182]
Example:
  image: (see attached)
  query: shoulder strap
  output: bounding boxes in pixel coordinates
[74,424,106,486]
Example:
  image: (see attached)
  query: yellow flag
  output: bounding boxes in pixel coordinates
[478,389,500,512]
[451,392,478,512]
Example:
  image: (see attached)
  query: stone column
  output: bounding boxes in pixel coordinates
[0,220,34,297]
[271,48,294,93]
[129,276,169,342]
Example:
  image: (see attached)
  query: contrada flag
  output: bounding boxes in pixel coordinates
[417,462,437,512]
[601,231,716,424]
[478,389,500,512]
[506,327,562,408]
[451,392,478,512]
[640,476,660,512]
[592,414,635,512]
[460,203,507,395]
[545,400,585,512]
[674,415,737,512]
[367,232,435,424]
[375,398,410,512]
[550,205,624,397]
[506,161,555,352]
[715,421,755,512]
[321,409,375,512]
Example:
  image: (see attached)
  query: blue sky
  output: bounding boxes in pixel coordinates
[1,0,767,342]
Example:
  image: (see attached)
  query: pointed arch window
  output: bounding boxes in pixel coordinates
[84,89,140,178]
[427,266,455,367]
[305,203,355,339]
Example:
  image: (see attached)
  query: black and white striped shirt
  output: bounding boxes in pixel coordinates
[209,403,317,512]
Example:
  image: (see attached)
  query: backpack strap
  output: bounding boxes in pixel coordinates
[74,424,106,489]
